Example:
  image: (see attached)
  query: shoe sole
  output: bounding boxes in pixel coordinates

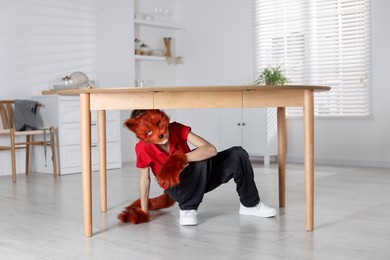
[239,210,276,218]
[180,221,198,226]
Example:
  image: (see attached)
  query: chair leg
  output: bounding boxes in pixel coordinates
[10,130,17,183]
[25,135,30,175]
[50,127,58,177]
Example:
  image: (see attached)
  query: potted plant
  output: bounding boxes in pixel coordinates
[253,65,289,85]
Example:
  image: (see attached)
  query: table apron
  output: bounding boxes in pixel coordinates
[89,89,306,110]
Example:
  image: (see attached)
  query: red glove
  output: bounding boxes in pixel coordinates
[156,151,187,188]
[118,207,150,224]
[118,192,175,224]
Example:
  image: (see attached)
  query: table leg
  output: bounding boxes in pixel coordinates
[277,107,286,208]
[80,93,92,237]
[98,110,107,212]
[303,90,314,232]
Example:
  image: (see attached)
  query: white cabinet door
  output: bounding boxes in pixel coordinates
[219,108,242,151]
[58,100,80,122]
[242,108,267,155]
[219,108,277,159]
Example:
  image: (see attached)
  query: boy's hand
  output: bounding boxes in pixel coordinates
[156,151,187,188]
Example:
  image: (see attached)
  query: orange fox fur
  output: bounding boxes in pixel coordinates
[118,192,175,224]
[125,109,170,144]
[119,110,187,224]
[156,151,187,188]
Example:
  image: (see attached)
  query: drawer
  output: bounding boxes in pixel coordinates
[59,121,120,145]
[59,142,121,170]
[92,110,120,122]
[59,100,120,123]
[105,141,121,165]
[59,145,98,169]
[59,100,80,123]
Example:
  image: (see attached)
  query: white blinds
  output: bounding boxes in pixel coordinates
[253,0,372,117]
[0,0,97,98]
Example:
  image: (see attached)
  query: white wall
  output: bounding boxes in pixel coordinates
[176,0,254,86]
[96,0,135,164]
[176,0,390,168]
[0,0,100,175]
[0,0,98,98]
[97,0,134,88]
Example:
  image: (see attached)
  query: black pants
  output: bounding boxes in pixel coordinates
[166,146,261,210]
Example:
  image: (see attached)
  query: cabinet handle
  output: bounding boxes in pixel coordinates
[91,123,97,126]
[91,145,97,148]
[237,123,241,126]
[243,123,246,126]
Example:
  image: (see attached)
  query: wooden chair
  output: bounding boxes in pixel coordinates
[0,100,58,182]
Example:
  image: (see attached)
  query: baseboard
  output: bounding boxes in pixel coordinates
[287,156,390,169]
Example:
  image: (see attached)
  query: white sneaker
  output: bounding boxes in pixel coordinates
[239,202,276,218]
[180,209,198,226]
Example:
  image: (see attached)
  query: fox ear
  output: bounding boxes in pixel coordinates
[155,110,169,123]
[124,118,139,133]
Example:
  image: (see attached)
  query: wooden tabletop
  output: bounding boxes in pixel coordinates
[42,85,331,96]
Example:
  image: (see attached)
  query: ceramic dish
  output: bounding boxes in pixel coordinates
[70,71,89,88]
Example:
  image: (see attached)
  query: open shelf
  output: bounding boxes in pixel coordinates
[134,19,185,30]
[134,55,166,62]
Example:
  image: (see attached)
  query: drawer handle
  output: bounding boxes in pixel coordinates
[91,145,97,148]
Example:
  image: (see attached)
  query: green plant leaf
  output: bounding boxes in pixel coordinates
[253,65,289,85]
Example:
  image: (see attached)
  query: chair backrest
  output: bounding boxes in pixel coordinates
[0,100,15,130]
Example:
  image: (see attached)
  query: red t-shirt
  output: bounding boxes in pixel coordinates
[135,122,191,176]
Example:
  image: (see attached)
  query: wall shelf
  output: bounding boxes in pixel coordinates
[133,0,184,86]
[134,19,185,30]
[134,55,166,62]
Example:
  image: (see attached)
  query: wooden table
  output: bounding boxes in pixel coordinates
[46,85,331,237]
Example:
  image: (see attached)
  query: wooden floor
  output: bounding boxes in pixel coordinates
[0,162,389,260]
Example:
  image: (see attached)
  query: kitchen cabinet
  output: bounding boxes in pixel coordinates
[219,108,277,165]
[33,95,121,175]
[175,108,277,165]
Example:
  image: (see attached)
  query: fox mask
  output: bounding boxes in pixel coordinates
[125,110,170,143]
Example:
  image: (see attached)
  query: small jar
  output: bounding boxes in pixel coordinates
[150,49,165,57]
[134,38,142,55]
[140,43,150,55]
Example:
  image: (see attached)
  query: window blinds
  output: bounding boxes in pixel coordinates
[0,0,97,96]
[253,0,372,117]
